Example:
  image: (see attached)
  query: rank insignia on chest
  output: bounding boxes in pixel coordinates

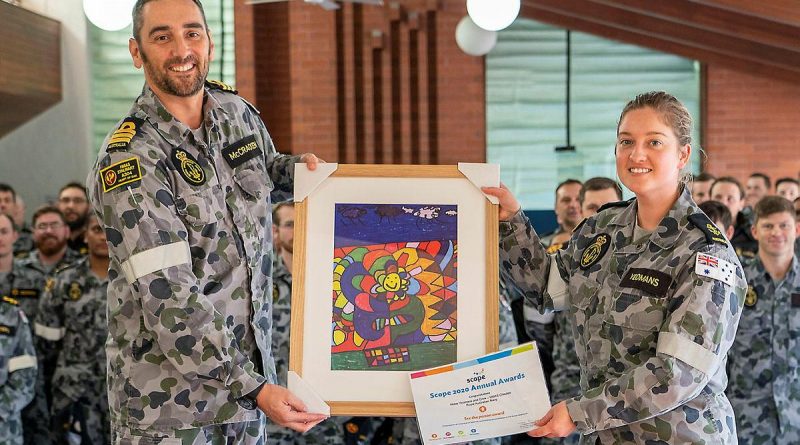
[11,288,39,299]
[45,278,55,293]
[0,324,14,336]
[580,233,610,270]
[222,135,262,169]
[744,286,757,307]
[69,282,82,301]
[171,148,206,186]
[792,293,800,308]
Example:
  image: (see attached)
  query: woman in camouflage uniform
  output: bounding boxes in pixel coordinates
[484,91,746,444]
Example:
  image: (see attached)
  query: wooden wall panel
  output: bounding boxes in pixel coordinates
[0,2,61,138]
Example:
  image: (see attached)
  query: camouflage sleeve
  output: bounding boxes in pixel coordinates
[0,311,37,420]
[523,298,555,356]
[257,121,300,204]
[565,246,745,433]
[499,210,564,313]
[93,150,265,400]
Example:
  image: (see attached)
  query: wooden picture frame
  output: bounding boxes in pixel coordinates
[289,164,499,416]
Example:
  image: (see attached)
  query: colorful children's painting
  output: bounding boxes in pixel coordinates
[331,203,458,371]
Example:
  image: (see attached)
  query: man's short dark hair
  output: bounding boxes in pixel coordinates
[272,202,293,227]
[753,196,794,223]
[555,179,582,198]
[776,177,799,189]
[32,205,65,227]
[693,172,716,182]
[132,0,208,43]
[579,177,623,204]
[0,183,16,200]
[711,176,745,200]
[58,181,88,199]
[749,172,772,190]
[699,200,732,231]
[0,213,17,232]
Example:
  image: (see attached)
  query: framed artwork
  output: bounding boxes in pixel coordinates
[289,164,499,416]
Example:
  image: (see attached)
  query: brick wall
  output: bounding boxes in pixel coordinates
[704,65,800,182]
[235,3,800,180]
[235,0,485,165]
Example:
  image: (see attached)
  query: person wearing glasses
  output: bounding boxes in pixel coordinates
[36,214,111,444]
[7,206,78,445]
[55,182,91,256]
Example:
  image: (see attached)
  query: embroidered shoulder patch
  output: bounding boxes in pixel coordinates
[100,157,143,193]
[688,213,728,246]
[695,253,735,286]
[107,117,144,151]
[222,135,262,169]
[171,148,206,186]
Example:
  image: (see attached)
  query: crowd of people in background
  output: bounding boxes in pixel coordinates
[2,167,798,444]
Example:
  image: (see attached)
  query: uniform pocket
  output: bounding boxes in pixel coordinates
[175,187,222,227]
[233,169,273,201]
[607,291,667,332]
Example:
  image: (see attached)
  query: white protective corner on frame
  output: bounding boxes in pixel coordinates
[288,371,332,416]
[457,163,500,204]
[294,163,339,203]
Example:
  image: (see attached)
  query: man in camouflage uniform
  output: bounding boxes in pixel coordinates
[13,207,79,445]
[0,295,37,445]
[492,185,746,443]
[37,215,111,444]
[727,196,800,444]
[56,182,91,255]
[0,213,38,445]
[534,177,622,445]
[87,1,325,443]
[0,184,33,256]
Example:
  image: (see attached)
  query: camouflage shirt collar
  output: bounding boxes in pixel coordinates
[18,248,81,273]
[609,186,697,250]
[135,83,230,149]
[749,255,800,286]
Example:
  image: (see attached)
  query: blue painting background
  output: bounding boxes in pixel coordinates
[333,203,457,247]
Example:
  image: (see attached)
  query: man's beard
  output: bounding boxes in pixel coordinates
[142,52,209,97]
[37,236,67,256]
[65,212,87,232]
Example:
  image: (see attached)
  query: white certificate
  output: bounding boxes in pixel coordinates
[409,343,551,444]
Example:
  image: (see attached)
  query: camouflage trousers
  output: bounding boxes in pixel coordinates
[112,417,266,445]
[51,395,110,445]
[266,416,346,444]
[22,370,52,445]
[1,415,25,445]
